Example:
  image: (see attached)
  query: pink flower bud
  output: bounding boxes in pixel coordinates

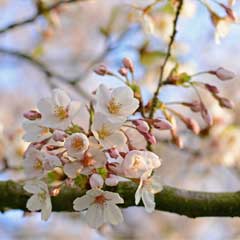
[173,135,183,148]
[189,100,202,112]
[108,148,119,159]
[118,67,128,77]
[122,57,134,73]
[52,130,67,142]
[143,132,156,144]
[185,118,200,135]
[94,64,108,76]
[89,174,104,189]
[133,120,149,133]
[201,104,213,126]
[23,110,41,120]
[218,97,234,109]
[209,67,235,81]
[205,84,220,94]
[152,118,172,130]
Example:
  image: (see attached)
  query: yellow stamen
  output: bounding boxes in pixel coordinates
[107,98,121,114]
[72,138,84,150]
[98,126,111,139]
[54,106,68,120]
[34,158,43,170]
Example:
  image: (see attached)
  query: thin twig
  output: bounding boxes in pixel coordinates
[149,0,184,118]
[0,0,86,34]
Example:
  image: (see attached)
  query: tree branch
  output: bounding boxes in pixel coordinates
[149,0,184,118]
[0,0,87,34]
[1,180,240,217]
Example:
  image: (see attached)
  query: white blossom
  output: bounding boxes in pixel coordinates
[96,84,139,122]
[122,150,161,178]
[64,133,89,158]
[24,146,61,179]
[92,112,127,149]
[73,189,124,228]
[37,89,81,130]
[135,172,163,213]
[23,120,52,142]
[24,180,52,221]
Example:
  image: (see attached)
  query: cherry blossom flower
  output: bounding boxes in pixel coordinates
[135,172,163,213]
[63,137,107,178]
[24,147,61,179]
[96,84,139,122]
[37,89,81,130]
[64,133,89,158]
[122,150,161,178]
[23,120,52,143]
[89,173,104,188]
[24,180,52,221]
[92,112,127,149]
[73,189,124,228]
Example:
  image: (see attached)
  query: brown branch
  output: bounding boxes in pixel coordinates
[1,180,240,218]
[149,0,184,118]
[0,0,87,34]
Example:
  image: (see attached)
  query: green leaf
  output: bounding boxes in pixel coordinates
[75,174,88,188]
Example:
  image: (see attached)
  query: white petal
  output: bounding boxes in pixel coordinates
[53,89,71,107]
[24,181,46,194]
[103,203,124,225]
[68,101,81,119]
[104,191,124,204]
[73,195,93,211]
[135,180,143,205]
[142,190,155,213]
[41,197,52,221]
[63,162,82,178]
[26,195,42,211]
[86,204,104,228]
[102,131,126,149]
[37,98,54,116]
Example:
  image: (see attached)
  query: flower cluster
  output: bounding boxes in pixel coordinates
[22,74,169,228]
[22,56,234,228]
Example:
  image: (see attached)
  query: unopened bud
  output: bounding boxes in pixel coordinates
[205,84,220,94]
[152,118,172,130]
[23,110,41,120]
[218,97,234,109]
[173,135,183,148]
[201,104,213,126]
[89,173,104,189]
[133,120,149,133]
[94,65,108,76]
[108,148,119,159]
[122,57,134,73]
[209,67,235,81]
[143,132,156,144]
[118,67,128,77]
[186,100,202,112]
[185,118,200,134]
[50,187,61,197]
[52,130,67,142]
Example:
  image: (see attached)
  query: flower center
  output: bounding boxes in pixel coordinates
[95,194,106,205]
[40,127,50,136]
[34,158,43,170]
[132,155,143,170]
[98,126,111,139]
[82,154,96,167]
[72,138,84,150]
[107,98,121,114]
[54,106,68,120]
[38,192,46,201]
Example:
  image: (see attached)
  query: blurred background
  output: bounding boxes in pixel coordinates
[0,0,240,239]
